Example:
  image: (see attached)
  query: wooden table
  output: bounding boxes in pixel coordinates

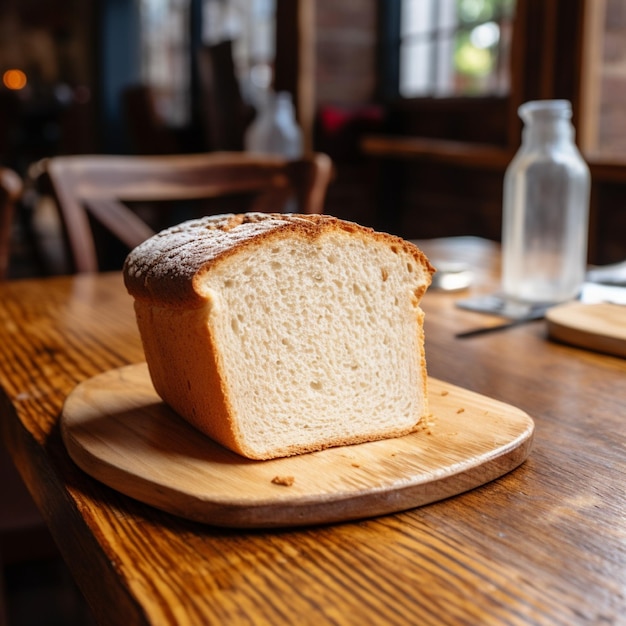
[1,237,624,625]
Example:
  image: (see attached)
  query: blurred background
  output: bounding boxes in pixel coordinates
[2,1,626,624]
[2,0,626,279]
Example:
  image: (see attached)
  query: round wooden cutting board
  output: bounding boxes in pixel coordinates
[546,301,626,358]
[61,363,534,528]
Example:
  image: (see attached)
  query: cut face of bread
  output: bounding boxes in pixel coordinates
[124,213,434,460]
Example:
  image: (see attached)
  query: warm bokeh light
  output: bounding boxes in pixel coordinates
[3,69,27,90]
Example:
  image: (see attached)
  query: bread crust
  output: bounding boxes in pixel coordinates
[132,301,243,453]
[124,213,434,308]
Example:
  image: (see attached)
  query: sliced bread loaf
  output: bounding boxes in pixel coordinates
[123,213,434,460]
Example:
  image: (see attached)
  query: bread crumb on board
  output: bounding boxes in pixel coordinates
[413,412,436,436]
[271,475,295,487]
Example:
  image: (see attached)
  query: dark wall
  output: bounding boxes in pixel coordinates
[97,0,141,153]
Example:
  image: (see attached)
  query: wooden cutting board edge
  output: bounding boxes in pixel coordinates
[546,302,626,358]
[61,364,535,528]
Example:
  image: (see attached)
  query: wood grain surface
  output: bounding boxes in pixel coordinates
[0,239,625,626]
[546,301,626,358]
[61,363,533,528]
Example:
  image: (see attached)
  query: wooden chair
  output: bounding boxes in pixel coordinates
[35,151,333,274]
[0,168,30,551]
[196,41,256,151]
[0,167,60,625]
[122,85,182,155]
[0,167,22,281]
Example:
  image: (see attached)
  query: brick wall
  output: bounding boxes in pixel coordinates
[309,1,381,228]
[596,0,626,155]
[314,0,379,106]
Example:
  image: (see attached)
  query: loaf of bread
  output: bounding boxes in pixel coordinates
[123,213,434,460]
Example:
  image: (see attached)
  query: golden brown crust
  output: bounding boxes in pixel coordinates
[134,300,246,453]
[123,213,434,308]
[249,421,424,460]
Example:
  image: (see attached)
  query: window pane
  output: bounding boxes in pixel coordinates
[401,0,437,37]
[140,0,190,126]
[400,40,433,96]
[399,0,515,97]
[202,0,276,106]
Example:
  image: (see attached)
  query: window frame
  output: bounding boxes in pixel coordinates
[383,0,515,100]
[376,0,587,151]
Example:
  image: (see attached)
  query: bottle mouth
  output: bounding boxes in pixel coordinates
[519,99,572,122]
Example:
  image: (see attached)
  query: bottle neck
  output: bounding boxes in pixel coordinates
[522,118,574,147]
[518,100,575,148]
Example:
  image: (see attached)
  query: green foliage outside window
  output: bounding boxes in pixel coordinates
[454,0,516,92]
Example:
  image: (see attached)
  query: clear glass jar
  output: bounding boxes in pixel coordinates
[244,91,303,159]
[501,100,590,304]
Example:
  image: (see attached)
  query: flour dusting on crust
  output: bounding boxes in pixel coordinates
[123,212,431,308]
[124,213,336,306]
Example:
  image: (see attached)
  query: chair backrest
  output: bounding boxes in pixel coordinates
[0,167,23,280]
[196,41,255,151]
[36,151,333,274]
[122,85,181,155]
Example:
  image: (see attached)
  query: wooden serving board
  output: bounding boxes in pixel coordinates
[546,301,626,358]
[61,363,534,528]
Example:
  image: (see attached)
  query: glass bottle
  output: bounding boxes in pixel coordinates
[244,91,303,159]
[501,100,590,304]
